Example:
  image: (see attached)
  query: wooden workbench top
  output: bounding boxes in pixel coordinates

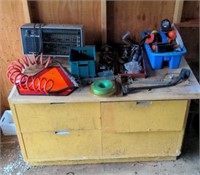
[8,58,200,104]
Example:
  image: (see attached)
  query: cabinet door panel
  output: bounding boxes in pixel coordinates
[23,130,101,161]
[101,100,188,132]
[102,132,181,158]
[16,103,101,132]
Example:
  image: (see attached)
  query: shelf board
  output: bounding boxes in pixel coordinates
[176,18,199,28]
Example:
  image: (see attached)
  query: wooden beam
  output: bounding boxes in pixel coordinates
[176,18,199,28]
[101,0,107,44]
[0,0,27,113]
[22,0,31,23]
[173,0,184,23]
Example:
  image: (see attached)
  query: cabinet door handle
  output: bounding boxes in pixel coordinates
[55,130,70,135]
[136,101,152,106]
[50,102,65,105]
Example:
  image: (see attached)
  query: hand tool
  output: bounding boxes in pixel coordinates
[119,32,148,78]
[122,32,134,46]
[99,44,115,71]
[127,78,171,85]
[122,68,190,95]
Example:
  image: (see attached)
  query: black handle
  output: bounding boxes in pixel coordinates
[124,69,190,94]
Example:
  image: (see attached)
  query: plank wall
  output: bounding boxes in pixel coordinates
[107,1,175,43]
[180,27,199,62]
[181,1,199,21]
[180,1,199,62]
[0,0,27,114]
[28,0,103,45]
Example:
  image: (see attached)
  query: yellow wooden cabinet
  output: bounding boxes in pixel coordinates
[9,97,189,165]
[8,58,200,165]
[101,100,188,159]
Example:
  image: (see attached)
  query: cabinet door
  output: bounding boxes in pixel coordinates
[102,132,182,158]
[23,130,101,161]
[101,100,188,132]
[15,103,101,132]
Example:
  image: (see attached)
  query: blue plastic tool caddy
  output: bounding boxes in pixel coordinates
[69,46,96,78]
[142,30,187,69]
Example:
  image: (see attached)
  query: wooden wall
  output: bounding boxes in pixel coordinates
[0,0,199,114]
[181,1,199,21]
[180,27,199,62]
[179,1,199,62]
[107,1,175,43]
[29,0,103,45]
[0,0,27,115]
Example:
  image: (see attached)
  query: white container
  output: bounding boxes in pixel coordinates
[0,110,16,135]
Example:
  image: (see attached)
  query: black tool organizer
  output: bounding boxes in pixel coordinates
[98,44,149,78]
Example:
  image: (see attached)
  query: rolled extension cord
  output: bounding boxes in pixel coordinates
[91,79,116,96]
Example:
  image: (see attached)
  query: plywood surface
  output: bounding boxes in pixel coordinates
[29,0,102,45]
[102,131,181,158]
[181,1,199,22]
[101,100,188,132]
[23,130,101,161]
[179,28,199,61]
[0,0,27,114]
[107,1,175,43]
[15,103,101,132]
[8,58,200,104]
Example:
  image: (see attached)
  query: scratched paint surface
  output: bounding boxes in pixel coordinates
[0,129,199,175]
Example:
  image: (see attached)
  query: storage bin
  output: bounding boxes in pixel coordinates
[69,46,96,78]
[0,110,16,135]
[142,30,187,69]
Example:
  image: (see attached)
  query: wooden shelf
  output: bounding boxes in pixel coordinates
[176,18,199,28]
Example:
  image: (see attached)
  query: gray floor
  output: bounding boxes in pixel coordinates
[0,124,199,175]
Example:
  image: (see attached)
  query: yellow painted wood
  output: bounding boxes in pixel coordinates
[101,100,188,132]
[15,103,101,132]
[102,131,181,159]
[176,100,191,153]
[8,96,191,164]
[23,130,101,161]
[8,101,28,161]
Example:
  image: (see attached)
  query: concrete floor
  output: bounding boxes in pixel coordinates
[0,122,199,175]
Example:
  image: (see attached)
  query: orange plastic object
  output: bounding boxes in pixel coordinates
[151,44,156,51]
[168,30,176,40]
[17,66,77,96]
[168,30,177,43]
[145,33,155,44]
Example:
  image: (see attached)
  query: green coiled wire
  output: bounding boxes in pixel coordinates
[91,80,116,96]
